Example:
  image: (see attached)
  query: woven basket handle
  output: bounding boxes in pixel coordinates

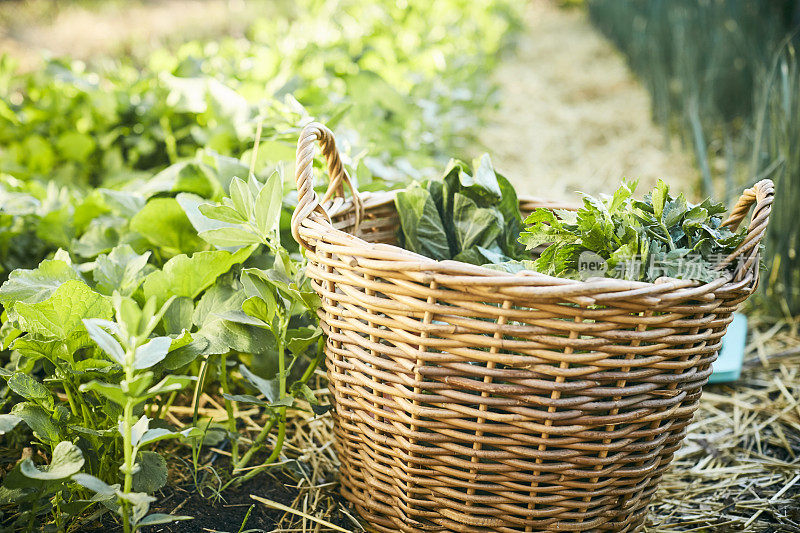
[292,122,363,251]
[718,178,774,281]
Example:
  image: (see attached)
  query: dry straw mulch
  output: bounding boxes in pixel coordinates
[162,322,800,532]
[646,318,800,532]
[274,321,800,532]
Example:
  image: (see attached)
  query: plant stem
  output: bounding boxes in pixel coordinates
[298,337,324,385]
[237,504,256,533]
[120,349,136,533]
[233,316,289,480]
[278,321,286,401]
[63,380,80,418]
[121,403,133,533]
[237,339,323,485]
[155,390,178,420]
[237,419,285,484]
[66,376,98,432]
[234,413,278,473]
[219,354,239,470]
[249,118,264,178]
[27,485,41,531]
[192,357,211,427]
[159,116,178,164]
[122,400,134,494]
[661,222,676,251]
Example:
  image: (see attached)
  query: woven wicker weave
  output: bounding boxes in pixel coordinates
[291,122,774,532]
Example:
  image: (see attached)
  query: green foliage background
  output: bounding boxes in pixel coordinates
[0,1,523,530]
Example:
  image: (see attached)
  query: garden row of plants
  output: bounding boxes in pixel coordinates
[587,0,800,316]
[0,1,523,530]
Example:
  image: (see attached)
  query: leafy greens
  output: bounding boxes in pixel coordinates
[394,154,526,265]
[519,179,746,283]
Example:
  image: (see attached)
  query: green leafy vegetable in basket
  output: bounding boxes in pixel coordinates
[518,179,746,283]
[394,154,526,265]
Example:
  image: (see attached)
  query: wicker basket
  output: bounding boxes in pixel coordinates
[291,123,774,532]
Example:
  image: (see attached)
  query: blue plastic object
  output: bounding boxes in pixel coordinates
[709,312,747,383]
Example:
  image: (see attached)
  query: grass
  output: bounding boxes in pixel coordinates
[751,43,800,318]
[587,0,800,316]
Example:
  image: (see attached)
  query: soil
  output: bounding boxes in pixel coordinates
[83,466,359,533]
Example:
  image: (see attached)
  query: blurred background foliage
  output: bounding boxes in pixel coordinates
[1,0,799,317]
[588,0,800,316]
[0,0,522,279]
[0,0,521,188]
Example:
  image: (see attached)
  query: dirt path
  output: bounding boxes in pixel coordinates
[478,1,698,202]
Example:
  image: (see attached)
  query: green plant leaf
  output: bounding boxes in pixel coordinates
[72,473,117,500]
[651,179,668,220]
[198,203,248,225]
[239,365,278,403]
[137,513,194,526]
[286,327,321,356]
[117,489,157,525]
[517,180,743,282]
[394,186,450,260]
[6,337,66,367]
[80,380,127,406]
[242,296,277,326]
[216,310,269,328]
[97,189,146,218]
[15,280,111,339]
[144,375,195,398]
[241,271,278,319]
[139,160,222,199]
[221,393,269,406]
[123,372,154,399]
[161,338,208,370]
[7,373,54,411]
[663,194,688,227]
[254,170,283,237]
[452,192,502,251]
[467,153,502,201]
[83,318,125,365]
[161,297,194,335]
[0,259,81,308]
[198,227,262,248]
[93,245,152,296]
[137,427,183,447]
[124,416,151,448]
[20,441,84,481]
[11,403,60,444]
[176,193,240,239]
[496,174,525,257]
[130,198,206,257]
[229,177,254,220]
[133,336,172,369]
[142,246,254,306]
[0,414,22,435]
[132,451,167,493]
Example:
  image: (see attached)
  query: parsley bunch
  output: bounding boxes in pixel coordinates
[519,180,746,283]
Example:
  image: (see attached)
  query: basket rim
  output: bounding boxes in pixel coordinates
[292,121,772,299]
[313,187,746,293]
